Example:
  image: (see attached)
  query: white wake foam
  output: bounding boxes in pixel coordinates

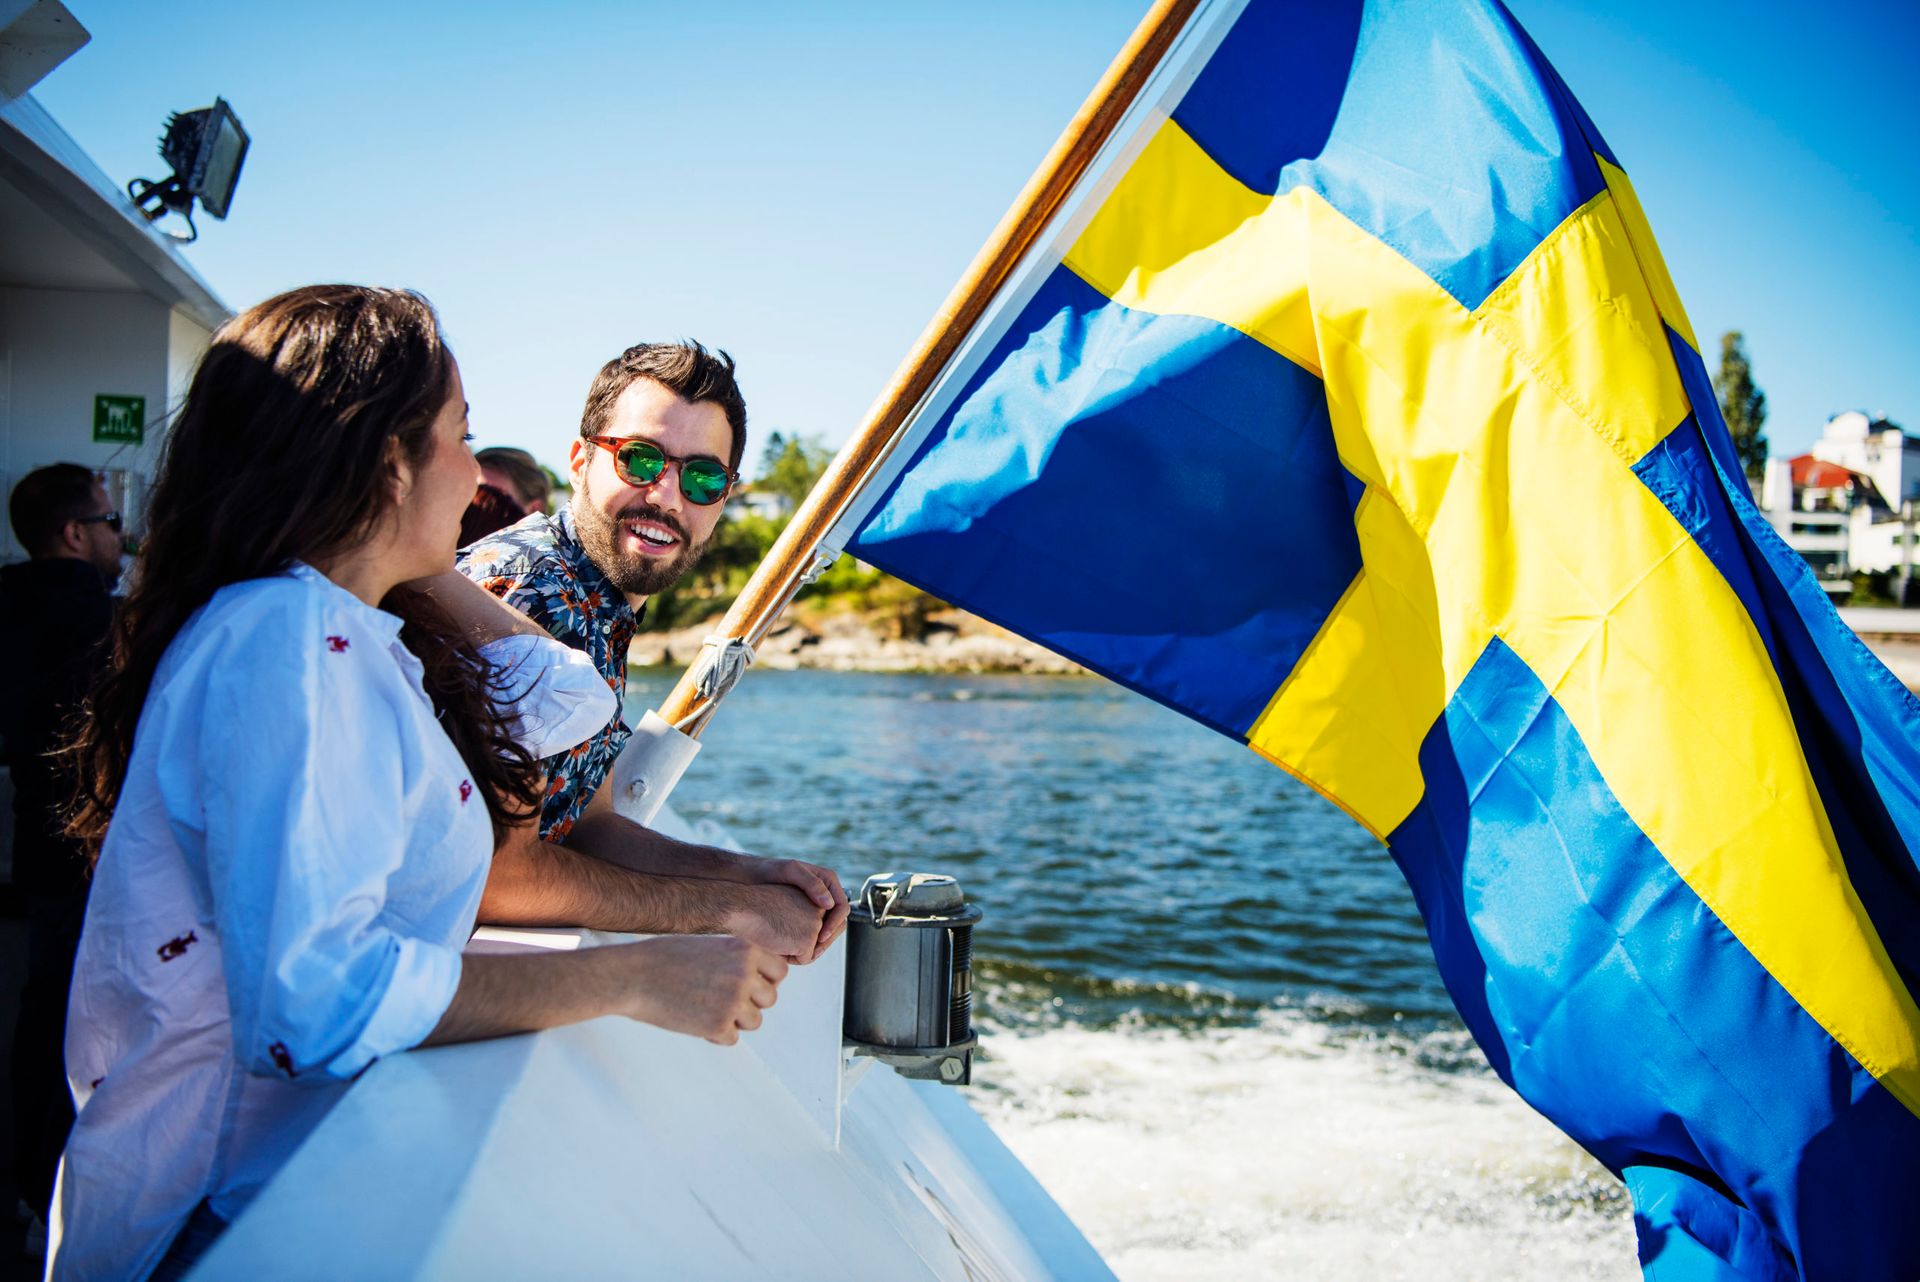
[972,1012,1637,1281]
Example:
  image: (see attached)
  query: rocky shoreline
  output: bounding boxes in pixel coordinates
[632,608,1920,691]
[630,607,1085,675]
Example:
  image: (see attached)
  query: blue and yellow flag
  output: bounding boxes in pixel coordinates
[836,2,1920,1278]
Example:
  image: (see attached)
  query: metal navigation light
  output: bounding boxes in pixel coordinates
[842,872,982,1085]
[127,97,249,242]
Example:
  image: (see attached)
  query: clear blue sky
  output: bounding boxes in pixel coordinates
[34,0,1920,477]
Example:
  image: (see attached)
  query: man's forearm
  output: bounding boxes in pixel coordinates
[479,826,733,932]
[560,771,848,959]
[563,804,748,880]
[478,824,825,958]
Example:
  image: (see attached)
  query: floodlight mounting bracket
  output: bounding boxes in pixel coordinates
[127,174,198,241]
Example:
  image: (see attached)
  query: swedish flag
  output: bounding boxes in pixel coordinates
[843,2,1920,1278]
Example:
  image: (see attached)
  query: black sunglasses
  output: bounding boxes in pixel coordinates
[585,436,737,506]
[76,510,123,534]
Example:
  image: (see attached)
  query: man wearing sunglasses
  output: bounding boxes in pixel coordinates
[452,341,848,964]
[2,464,126,1226]
[6,463,125,589]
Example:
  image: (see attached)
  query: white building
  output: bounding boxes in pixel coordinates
[1761,411,1917,593]
[732,485,794,521]
[1810,409,1920,508]
[1,0,229,563]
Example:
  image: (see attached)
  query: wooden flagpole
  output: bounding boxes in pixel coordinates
[655,0,1203,736]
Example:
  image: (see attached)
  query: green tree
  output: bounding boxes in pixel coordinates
[1714,331,1768,480]
[756,432,833,507]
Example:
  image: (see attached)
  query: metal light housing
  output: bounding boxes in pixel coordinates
[127,97,249,240]
[843,872,983,1085]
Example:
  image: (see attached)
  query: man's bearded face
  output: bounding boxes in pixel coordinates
[567,378,735,603]
[572,465,714,598]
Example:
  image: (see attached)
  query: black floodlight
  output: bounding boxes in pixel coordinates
[127,98,250,242]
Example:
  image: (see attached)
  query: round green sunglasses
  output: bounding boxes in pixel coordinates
[585,435,738,506]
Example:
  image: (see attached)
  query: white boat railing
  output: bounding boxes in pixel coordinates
[191,808,1112,1281]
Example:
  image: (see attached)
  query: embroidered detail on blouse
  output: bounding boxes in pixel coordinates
[326,635,350,653]
[157,931,197,962]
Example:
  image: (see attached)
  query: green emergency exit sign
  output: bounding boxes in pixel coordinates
[93,394,145,445]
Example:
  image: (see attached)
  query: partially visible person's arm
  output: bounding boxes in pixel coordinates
[424,935,787,1047]
[426,563,849,959]
[479,820,827,961]
[412,569,546,643]
[565,779,850,962]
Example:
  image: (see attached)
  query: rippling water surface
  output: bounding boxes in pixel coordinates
[626,668,1635,1280]
[630,671,1442,1028]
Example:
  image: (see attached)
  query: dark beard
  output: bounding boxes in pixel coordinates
[571,487,708,598]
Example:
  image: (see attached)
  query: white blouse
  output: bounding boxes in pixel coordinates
[50,565,613,1280]
[479,631,616,760]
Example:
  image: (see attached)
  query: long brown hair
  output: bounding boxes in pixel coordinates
[67,285,540,854]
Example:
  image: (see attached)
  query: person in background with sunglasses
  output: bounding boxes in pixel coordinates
[1,464,126,1237]
[450,341,849,962]
[6,464,125,588]
[475,445,554,518]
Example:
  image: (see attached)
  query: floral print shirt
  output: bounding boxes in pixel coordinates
[458,509,638,840]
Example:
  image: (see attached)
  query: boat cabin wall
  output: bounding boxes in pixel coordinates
[0,286,210,562]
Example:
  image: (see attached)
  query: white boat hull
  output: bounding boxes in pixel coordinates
[194,812,1110,1280]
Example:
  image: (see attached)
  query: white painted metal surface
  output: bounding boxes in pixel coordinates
[0,0,88,101]
[192,934,1111,1281]
[607,709,703,828]
[192,806,1112,1280]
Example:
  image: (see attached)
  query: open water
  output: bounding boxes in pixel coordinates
[626,668,1637,1281]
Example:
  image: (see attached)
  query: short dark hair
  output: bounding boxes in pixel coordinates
[474,447,552,511]
[578,341,748,471]
[10,463,100,557]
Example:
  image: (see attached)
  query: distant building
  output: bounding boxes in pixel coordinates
[1808,409,1920,508]
[731,486,794,521]
[1761,411,1917,593]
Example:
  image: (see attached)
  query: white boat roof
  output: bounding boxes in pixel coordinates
[0,91,230,328]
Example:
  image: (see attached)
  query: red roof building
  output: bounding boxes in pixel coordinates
[1764,415,1916,592]
[1787,454,1887,506]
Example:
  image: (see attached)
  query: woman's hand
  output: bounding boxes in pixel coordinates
[610,936,789,1044]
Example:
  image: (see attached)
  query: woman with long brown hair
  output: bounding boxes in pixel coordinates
[50,286,788,1280]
